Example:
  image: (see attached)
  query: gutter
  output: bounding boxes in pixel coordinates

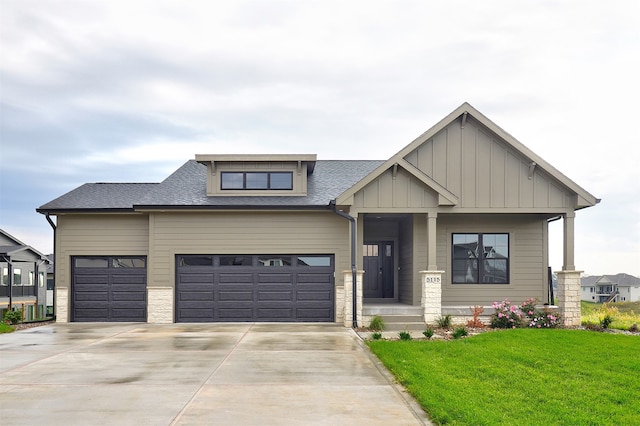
[44,214,57,320]
[331,202,358,329]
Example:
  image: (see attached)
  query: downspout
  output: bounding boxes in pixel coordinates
[45,214,57,320]
[331,203,358,329]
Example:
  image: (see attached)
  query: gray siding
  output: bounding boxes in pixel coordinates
[398,216,414,304]
[353,168,438,210]
[404,116,574,210]
[148,211,348,290]
[436,214,548,306]
[55,214,149,292]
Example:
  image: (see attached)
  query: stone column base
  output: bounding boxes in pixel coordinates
[147,287,174,323]
[556,270,582,327]
[343,270,364,328]
[420,270,444,324]
[55,287,68,323]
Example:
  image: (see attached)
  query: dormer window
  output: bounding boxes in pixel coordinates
[221,172,293,190]
[195,154,316,197]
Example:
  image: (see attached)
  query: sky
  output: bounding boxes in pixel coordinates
[1,0,639,277]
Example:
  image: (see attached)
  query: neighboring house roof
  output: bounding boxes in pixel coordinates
[336,102,599,209]
[582,273,640,287]
[0,229,52,264]
[37,161,384,212]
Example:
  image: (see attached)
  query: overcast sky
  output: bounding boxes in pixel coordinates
[1,0,639,277]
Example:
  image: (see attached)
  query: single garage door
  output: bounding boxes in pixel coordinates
[71,256,147,322]
[176,254,334,322]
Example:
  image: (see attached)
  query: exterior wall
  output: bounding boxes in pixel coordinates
[581,285,596,302]
[398,216,414,304]
[148,210,349,323]
[404,116,575,210]
[55,214,149,321]
[436,214,548,306]
[353,168,439,210]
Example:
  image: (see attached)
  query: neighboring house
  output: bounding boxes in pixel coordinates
[581,274,640,303]
[0,229,52,321]
[37,103,599,326]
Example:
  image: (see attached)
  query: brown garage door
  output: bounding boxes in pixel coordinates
[176,254,334,322]
[71,256,147,322]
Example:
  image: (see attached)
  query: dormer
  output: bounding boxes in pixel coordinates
[195,154,317,196]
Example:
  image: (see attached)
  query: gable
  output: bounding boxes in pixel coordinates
[403,115,576,210]
[352,166,439,210]
[337,103,598,212]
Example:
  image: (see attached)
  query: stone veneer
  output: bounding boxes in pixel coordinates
[55,287,68,323]
[556,270,582,326]
[147,287,174,323]
[420,270,444,323]
[343,270,364,327]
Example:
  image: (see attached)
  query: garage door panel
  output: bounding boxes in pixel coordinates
[219,273,253,283]
[258,290,293,301]
[74,291,109,302]
[112,291,146,302]
[74,308,110,319]
[74,275,110,285]
[180,273,214,284]
[176,254,334,323]
[297,290,332,301]
[112,275,146,285]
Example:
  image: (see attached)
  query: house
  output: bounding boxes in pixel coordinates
[581,274,640,303]
[36,103,599,326]
[0,229,52,321]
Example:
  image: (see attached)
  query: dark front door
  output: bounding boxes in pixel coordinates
[363,241,394,299]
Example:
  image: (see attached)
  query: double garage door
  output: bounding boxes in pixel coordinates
[71,256,147,322]
[176,254,334,322]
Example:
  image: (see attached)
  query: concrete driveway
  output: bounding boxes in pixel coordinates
[0,323,430,425]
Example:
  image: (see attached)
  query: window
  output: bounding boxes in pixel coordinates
[39,272,45,287]
[221,172,293,190]
[452,233,509,284]
[13,268,22,285]
[112,258,146,268]
[1,268,7,285]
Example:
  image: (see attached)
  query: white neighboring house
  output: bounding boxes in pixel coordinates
[581,274,640,303]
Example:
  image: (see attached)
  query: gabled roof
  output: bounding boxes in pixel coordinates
[37,161,383,212]
[336,102,599,209]
[582,273,640,287]
[0,229,51,264]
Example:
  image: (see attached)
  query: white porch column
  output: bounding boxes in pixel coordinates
[427,211,438,271]
[147,287,173,323]
[556,270,582,326]
[420,270,444,323]
[343,270,364,328]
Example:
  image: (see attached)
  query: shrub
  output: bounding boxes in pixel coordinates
[491,298,562,329]
[369,315,385,332]
[398,331,412,341]
[600,314,614,329]
[490,299,524,329]
[629,324,639,333]
[436,314,452,329]
[467,305,485,328]
[583,321,602,331]
[3,309,22,325]
[527,307,562,329]
[452,326,468,339]
[423,327,434,339]
[371,332,382,340]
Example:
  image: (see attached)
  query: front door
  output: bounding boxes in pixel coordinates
[363,241,394,299]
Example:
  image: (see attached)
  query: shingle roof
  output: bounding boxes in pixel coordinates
[37,160,384,212]
[37,183,159,211]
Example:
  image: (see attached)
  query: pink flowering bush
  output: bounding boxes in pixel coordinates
[491,298,562,329]
[490,299,524,328]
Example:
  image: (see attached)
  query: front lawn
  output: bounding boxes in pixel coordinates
[368,329,640,425]
[0,322,15,333]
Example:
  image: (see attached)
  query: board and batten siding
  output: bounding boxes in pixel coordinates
[404,116,574,210]
[352,168,439,210]
[54,214,149,292]
[436,214,548,306]
[148,210,349,288]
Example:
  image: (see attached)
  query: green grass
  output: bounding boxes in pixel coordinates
[0,322,15,333]
[581,301,640,330]
[368,329,640,425]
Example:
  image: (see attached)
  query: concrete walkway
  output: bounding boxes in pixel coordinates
[0,323,430,425]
